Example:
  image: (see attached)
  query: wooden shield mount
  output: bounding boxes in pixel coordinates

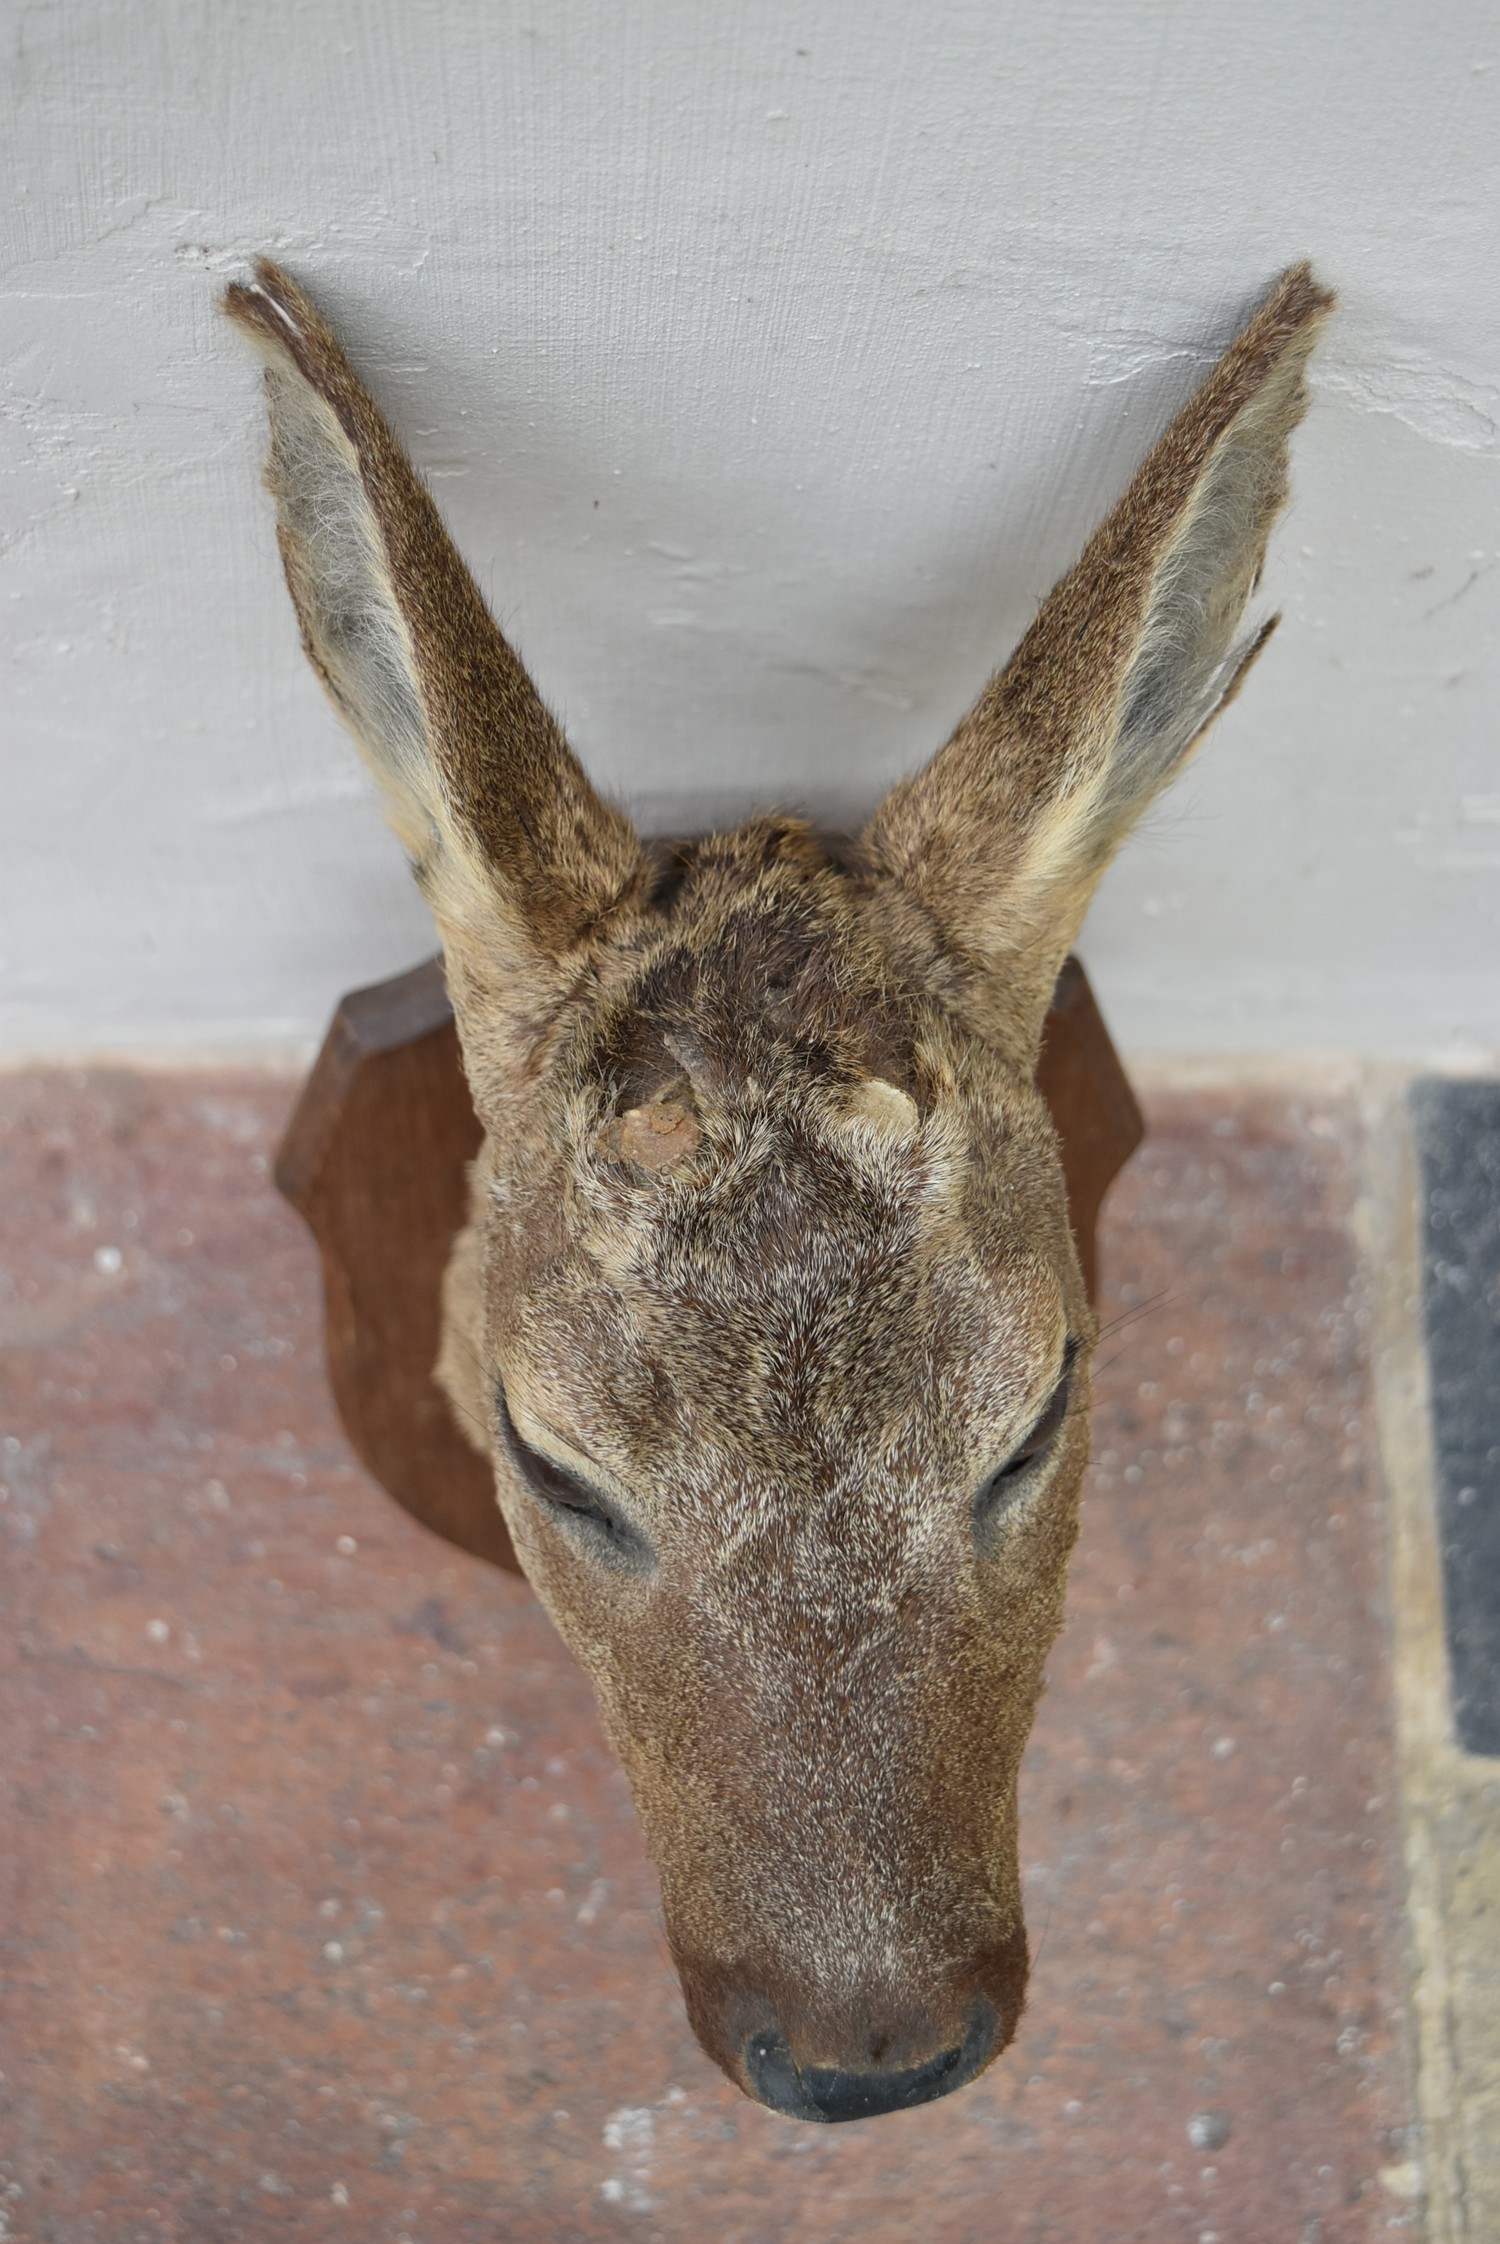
[276,954,1143,1577]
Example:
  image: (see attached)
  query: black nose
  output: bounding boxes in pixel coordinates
[744,2003,998,2123]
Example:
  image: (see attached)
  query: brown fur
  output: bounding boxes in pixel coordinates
[226,260,1332,2117]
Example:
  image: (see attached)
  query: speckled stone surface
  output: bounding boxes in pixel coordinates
[0,1071,1415,2242]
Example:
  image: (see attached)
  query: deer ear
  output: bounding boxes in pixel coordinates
[862,264,1334,1055]
[224,259,647,1096]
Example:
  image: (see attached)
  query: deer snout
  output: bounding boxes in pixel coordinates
[743,1998,1002,2123]
[678,1918,1028,2123]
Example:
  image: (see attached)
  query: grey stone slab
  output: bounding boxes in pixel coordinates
[1413,1078,1500,1757]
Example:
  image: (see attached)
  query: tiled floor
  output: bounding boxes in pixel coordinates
[0,1072,1418,2242]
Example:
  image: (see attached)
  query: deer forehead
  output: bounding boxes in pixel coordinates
[499,1135,1067,1471]
[493,1033,1069,1358]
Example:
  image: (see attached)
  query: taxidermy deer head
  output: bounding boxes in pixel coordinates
[227,259,1330,2122]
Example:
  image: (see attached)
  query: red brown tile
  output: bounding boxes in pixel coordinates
[0,1071,1414,2241]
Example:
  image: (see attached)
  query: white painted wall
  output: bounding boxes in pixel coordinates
[5,0,1497,1059]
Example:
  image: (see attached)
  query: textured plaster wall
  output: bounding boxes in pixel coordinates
[4,0,1498,1057]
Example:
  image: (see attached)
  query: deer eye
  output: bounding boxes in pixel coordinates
[973,1344,1078,1531]
[495,1383,649,1565]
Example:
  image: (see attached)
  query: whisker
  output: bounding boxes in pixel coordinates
[436,1327,496,1448]
[1089,1343,1142,1383]
[448,1395,492,1445]
[1027,1880,1058,1978]
[1094,1288,1175,1342]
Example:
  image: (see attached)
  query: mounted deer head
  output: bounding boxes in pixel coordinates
[227,260,1331,2122]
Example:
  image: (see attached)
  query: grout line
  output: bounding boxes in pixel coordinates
[0,1045,317,1076]
[1,1044,1495,1083]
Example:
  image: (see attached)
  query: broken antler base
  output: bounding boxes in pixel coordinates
[275,954,1142,1576]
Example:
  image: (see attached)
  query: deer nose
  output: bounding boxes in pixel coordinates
[743,2002,999,2123]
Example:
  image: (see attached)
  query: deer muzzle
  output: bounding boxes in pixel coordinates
[669,1914,1029,2123]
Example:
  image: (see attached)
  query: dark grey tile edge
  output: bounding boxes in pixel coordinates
[1412,1077,1500,1757]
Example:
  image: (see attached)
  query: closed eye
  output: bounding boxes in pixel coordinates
[973,1340,1079,1531]
[495,1382,649,1565]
